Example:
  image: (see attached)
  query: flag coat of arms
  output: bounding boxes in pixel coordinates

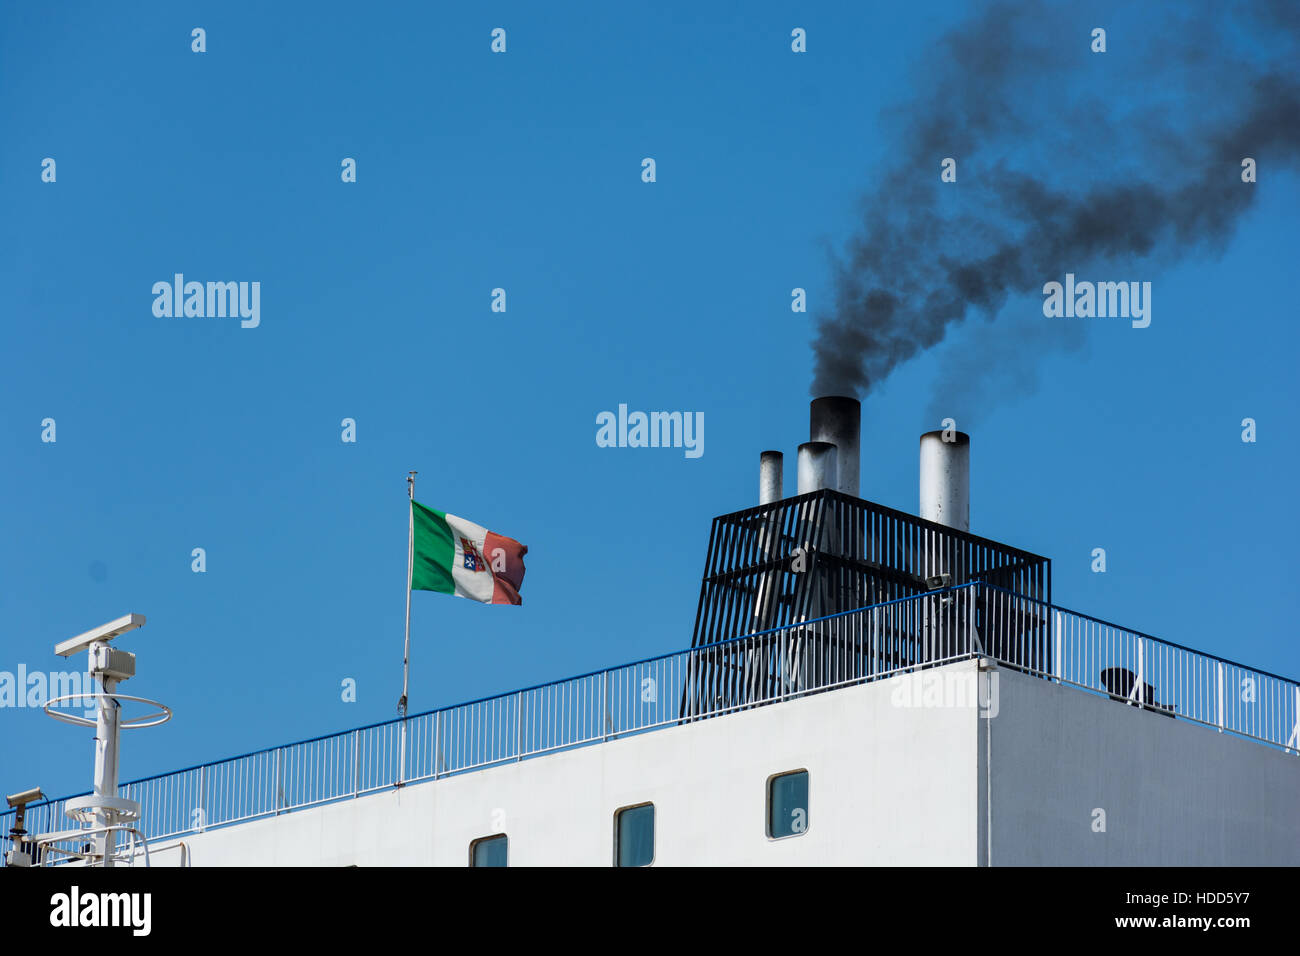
[410,501,527,605]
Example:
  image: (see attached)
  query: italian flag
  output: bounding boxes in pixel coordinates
[410,501,528,605]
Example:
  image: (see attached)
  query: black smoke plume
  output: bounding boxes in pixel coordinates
[811,0,1300,403]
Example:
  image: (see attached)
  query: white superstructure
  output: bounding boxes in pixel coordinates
[6,398,1298,866]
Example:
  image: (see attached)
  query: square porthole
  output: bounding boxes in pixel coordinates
[767,770,809,839]
[469,833,508,867]
[614,803,655,867]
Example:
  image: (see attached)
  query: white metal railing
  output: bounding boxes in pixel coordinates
[4,583,1296,862]
[1046,602,1300,746]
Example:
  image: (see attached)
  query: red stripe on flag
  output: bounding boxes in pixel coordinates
[485,531,527,605]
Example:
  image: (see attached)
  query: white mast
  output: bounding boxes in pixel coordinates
[43,614,170,866]
[398,471,416,783]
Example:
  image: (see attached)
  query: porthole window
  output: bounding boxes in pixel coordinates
[767,770,809,839]
[614,803,655,867]
[470,833,508,867]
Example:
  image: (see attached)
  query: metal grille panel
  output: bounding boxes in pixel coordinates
[683,490,1051,715]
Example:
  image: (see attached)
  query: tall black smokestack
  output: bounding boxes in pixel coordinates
[810,397,860,497]
[811,1,1300,407]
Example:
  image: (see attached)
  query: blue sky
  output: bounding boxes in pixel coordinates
[2,1,1297,802]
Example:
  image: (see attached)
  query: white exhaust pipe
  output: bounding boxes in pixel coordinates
[797,441,838,495]
[919,430,970,531]
[759,451,783,505]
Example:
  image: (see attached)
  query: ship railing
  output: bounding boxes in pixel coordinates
[4,583,1296,859]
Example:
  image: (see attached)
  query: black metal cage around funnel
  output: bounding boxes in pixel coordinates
[680,489,1051,717]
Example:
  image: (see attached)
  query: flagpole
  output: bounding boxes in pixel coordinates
[399,470,416,784]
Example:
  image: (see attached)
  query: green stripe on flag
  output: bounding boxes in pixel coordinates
[411,500,456,593]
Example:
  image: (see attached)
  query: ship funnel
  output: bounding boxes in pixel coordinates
[759,451,783,505]
[809,397,860,497]
[919,429,970,531]
[796,441,838,495]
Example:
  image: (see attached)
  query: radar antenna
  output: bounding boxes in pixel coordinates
[34,614,172,867]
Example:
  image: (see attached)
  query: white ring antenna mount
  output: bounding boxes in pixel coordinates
[43,693,172,729]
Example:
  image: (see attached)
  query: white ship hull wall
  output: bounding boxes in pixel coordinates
[138,661,984,866]
[980,666,1300,865]
[125,660,1300,866]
